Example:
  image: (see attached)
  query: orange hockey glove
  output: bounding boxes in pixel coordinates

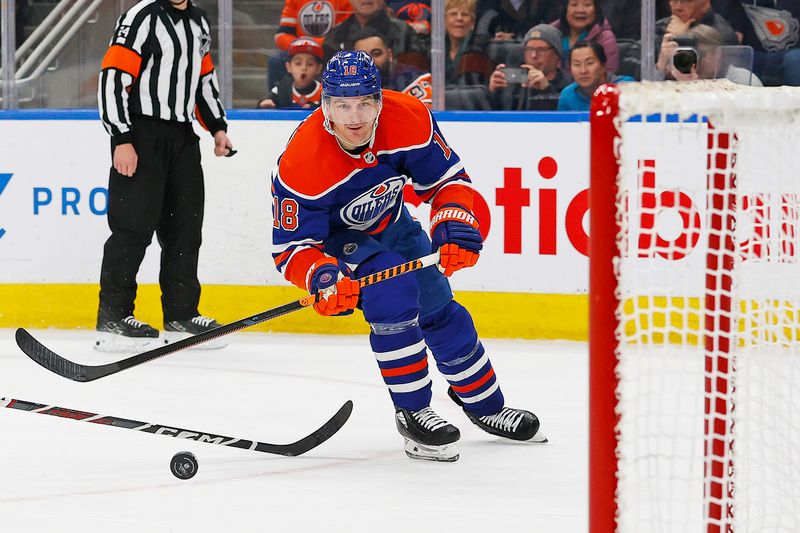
[430,204,483,277]
[309,258,360,316]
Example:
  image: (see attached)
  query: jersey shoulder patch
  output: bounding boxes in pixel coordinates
[277,110,358,199]
[374,90,433,152]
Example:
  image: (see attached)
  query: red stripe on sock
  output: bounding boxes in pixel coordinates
[380,358,428,378]
[451,368,495,394]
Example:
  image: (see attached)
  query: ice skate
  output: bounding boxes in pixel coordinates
[95,315,166,353]
[448,387,548,443]
[164,315,227,350]
[395,406,461,462]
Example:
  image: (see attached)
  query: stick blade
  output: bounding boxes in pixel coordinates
[15,328,90,382]
[256,400,354,456]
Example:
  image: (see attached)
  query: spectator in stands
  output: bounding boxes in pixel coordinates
[712,0,800,86]
[275,0,352,49]
[489,24,572,110]
[655,0,739,75]
[551,0,619,73]
[323,0,429,69]
[668,24,764,85]
[474,0,562,42]
[388,0,432,34]
[558,40,634,111]
[270,0,352,88]
[445,0,493,85]
[259,38,324,109]
[353,27,433,106]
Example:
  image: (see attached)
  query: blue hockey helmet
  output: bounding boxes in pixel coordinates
[322,51,382,98]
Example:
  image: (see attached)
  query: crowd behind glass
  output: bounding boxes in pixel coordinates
[4,0,797,110]
[258,0,796,111]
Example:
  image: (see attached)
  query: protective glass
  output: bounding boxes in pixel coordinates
[323,94,382,125]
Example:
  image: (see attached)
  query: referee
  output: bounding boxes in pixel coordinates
[95,0,233,352]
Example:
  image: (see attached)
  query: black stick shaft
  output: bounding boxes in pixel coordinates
[16,253,439,382]
[1,396,353,457]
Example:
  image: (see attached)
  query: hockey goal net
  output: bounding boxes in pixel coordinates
[590,80,800,533]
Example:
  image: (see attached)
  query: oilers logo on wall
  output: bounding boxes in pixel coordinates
[340,176,405,229]
[299,1,335,38]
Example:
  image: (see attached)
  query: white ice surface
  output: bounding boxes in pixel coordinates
[0,329,587,532]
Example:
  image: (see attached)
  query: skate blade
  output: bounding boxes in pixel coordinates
[402,438,459,462]
[94,332,167,353]
[530,431,549,444]
[163,331,227,350]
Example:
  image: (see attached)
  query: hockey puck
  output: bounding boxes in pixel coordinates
[170,451,198,480]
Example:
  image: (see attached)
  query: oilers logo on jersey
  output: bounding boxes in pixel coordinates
[341,176,405,229]
[298,1,335,37]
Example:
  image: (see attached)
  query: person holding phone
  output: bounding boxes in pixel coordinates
[488,24,573,110]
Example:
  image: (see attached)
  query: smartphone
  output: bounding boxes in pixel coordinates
[501,67,527,84]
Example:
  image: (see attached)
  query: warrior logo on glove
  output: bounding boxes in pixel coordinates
[430,203,483,277]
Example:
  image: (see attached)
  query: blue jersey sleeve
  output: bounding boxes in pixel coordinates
[403,112,472,204]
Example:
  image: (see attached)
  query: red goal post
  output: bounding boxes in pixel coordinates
[589,81,800,533]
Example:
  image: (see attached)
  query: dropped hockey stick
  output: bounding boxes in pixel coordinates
[1,396,353,457]
[16,252,440,382]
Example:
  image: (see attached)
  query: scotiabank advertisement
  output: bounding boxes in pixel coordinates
[619,120,800,300]
[0,113,592,293]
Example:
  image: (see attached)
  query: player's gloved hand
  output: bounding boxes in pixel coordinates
[309,259,360,316]
[430,203,483,277]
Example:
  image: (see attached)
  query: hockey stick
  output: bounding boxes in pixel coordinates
[1,396,353,457]
[15,252,440,382]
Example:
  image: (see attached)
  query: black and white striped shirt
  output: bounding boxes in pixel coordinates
[98,0,226,145]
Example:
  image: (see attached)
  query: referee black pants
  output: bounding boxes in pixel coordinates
[98,115,205,326]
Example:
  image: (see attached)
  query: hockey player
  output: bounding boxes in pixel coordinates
[271,50,546,461]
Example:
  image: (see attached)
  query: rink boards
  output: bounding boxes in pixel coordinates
[0,110,593,338]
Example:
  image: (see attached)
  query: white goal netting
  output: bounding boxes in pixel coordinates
[607,81,800,533]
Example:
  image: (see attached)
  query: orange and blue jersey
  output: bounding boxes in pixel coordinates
[388,68,432,108]
[271,90,473,291]
[275,0,352,50]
